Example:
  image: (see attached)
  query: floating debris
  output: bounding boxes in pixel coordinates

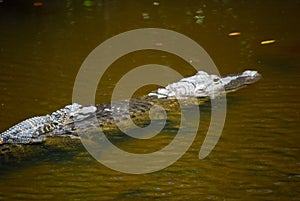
[153,1,160,6]
[196,8,203,14]
[228,32,241,36]
[83,0,94,7]
[33,2,43,7]
[194,8,205,24]
[261,39,276,45]
[142,12,150,19]
[195,15,205,24]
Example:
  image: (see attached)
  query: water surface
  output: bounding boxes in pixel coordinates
[0,0,299,200]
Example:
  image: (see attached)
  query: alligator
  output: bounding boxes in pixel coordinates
[0,70,261,159]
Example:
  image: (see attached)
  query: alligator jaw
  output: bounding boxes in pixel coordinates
[222,70,261,91]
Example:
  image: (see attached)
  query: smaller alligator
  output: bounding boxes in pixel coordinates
[0,70,261,146]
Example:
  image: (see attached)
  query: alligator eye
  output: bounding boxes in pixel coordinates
[213,78,220,82]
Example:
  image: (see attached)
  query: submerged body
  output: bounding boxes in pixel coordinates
[0,70,261,145]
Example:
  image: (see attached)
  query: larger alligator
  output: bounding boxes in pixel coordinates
[0,70,261,159]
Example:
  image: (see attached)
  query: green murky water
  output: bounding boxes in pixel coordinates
[0,0,299,200]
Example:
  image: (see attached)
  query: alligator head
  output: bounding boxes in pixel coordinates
[148,70,261,99]
[222,70,261,91]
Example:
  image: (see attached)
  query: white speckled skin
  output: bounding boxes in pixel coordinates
[149,70,260,99]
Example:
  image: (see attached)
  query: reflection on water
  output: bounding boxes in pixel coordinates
[0,0,299,200]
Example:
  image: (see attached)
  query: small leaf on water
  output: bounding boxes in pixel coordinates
[260,39,276,45]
